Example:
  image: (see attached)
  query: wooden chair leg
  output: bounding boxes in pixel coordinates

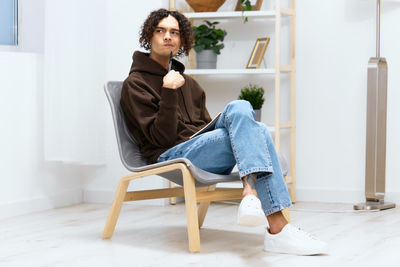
[197,184,217,228]
[169,181,177,205]
[181,166,201,253]
[282,208,291,222]
[102,180,129,239]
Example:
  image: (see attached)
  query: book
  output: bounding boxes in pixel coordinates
[189,112,222,139]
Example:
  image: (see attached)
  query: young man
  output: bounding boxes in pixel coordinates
[121,8,328,255]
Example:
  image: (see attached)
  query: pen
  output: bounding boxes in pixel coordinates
[168,51,172,72]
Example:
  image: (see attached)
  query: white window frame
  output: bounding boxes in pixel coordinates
[0,0,18,47]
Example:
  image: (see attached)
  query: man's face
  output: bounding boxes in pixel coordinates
[150,15,181,58]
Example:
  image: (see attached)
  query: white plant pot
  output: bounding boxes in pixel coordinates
[196,50,217,69]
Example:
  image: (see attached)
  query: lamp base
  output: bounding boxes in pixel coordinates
[354,201,395,211]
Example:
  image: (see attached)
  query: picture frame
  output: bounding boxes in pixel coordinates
[235,0,263,11]
[247,37,270,69]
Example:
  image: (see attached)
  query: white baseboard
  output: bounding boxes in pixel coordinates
[0,188,83,221]
[296,187,400,204]
[83,189,166,206]
[4,187,394,221]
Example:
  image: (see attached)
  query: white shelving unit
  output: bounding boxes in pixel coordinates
[169,0,296,202]
[183,10,294,19]
[185,68,275,75]
[184,10,275,19]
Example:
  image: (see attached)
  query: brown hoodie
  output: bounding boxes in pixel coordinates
[120,51,211,163]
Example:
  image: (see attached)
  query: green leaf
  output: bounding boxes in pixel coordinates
[239,0,252,24]
[238,84,265,109]
[193,20,227,54]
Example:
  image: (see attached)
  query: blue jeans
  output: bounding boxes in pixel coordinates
[158,100,292,216]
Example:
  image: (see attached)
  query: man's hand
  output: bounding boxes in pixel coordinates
[163,70,185,90]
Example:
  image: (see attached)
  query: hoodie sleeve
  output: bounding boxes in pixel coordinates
[121,78,180,148]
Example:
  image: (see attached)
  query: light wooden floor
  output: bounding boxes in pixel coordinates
[0,201,399,267]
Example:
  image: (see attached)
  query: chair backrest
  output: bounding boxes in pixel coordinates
[104,81,149,170]
[104,81,286,181]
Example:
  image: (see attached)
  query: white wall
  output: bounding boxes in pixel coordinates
[0,52,83,220]
[0,0,85,220]
[43,0,107,165]
[295,0,400,203]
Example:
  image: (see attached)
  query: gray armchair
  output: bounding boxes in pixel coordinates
[102,81,244,252]
[102,81,290,252]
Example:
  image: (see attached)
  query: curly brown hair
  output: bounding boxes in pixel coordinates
[139,9,194,57]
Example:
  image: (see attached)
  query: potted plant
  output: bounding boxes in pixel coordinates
[238,83,265,121]
[192,20,227,69]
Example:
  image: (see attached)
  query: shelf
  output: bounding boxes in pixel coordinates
[185,66,292,75]
[267,126,276,133]
[185,68,275,75]
[267,123,294,136]
[184,10,274,19]
[183,10,294,19]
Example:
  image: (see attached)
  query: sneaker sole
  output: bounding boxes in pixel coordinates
[263,245,329,256]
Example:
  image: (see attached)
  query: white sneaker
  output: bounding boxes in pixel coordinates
[264,224,329,255]
[237,195,267,227]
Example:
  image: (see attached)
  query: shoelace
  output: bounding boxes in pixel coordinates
[243,196,261,210]
[290,225,318,240]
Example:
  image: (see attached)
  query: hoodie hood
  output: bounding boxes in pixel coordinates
[129,51,185,76]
